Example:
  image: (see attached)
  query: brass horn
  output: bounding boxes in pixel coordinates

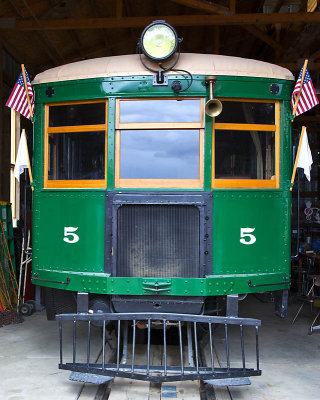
[205,75,223,117]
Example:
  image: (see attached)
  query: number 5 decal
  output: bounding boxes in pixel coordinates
[63,227,79,244]
[240,227,256,245]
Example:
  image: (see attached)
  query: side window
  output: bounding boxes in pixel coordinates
[212,100,280,188]
[115,98,205,189]
[44,101,108,188]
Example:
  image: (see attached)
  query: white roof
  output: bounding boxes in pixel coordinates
[33,53,294,84]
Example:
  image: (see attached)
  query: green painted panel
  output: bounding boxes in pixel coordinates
[31,271,290,296]
[33,74,293,193]
[33,102,44,191]
[204,114,212,191]
[32,191,105,273]
[31,71,293,298]
[212,191,290,276]
[34,75,293,105]
[107,98,115,190]
[281,100,293,187]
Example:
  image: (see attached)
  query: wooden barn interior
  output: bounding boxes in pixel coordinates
[0,1,319,399]
[0,0,319,200]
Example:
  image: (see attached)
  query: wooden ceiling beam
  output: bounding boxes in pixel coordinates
[116,0,123,19]
[14,0,65,64]
[170,0,285,53]
[2,12,320,31]
[243,25,284,52]
[90,0,110,53]
[310,48,320,61]
[2,36,29,68]
[229,0,236,14]
[5,0,61,66]
[279,62,320,70]
[62,36,136,64]
[273,0,285,13]
[170,0,228,15]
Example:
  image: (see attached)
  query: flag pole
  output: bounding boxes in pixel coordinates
[290,126,306,191]
[291,59,308,122]
[21,64,34,120]
[22,129,34,191]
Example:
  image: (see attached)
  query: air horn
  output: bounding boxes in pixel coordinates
[205,75,223,117]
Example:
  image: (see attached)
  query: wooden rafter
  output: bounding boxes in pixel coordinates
[170,0,229,14]
[229,0,236,14]
[273,0,285,13]
[279,62,320,70]
[6,0,61,66]
[242,25,284,52]
[1,12,320,31]
[116,0,123,19]
[90,0,110,55]
[311,48,320,61]
[170,0,285,52]
[13,0,65,64]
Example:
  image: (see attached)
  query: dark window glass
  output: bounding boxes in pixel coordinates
[215,102,275,124]
[215,130,275,180]
[120,130,199,179]
[49,103,105,127]
[48,131,105,180]
[120,99,201,123]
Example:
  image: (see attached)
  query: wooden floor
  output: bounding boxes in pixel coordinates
[108,345,201,400]
[77,343,231,400]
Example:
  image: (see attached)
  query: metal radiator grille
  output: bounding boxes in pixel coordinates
[117,205,200,278]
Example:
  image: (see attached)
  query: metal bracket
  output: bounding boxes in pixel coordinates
[77,292,89,313]
[33,274,70,285]
[274,289,288,318]
[143,280,172,293]
[248,277,290,288]
[226,294,238,317]
[153,74,168,86]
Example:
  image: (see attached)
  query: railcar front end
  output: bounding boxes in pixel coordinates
[31,53,294,383]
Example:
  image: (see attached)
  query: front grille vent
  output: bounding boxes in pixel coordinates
[117,205,200,278]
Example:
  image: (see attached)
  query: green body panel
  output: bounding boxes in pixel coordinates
[31,271,288,296]
[33,192,105,273]
[212,191,290,275]
[34,75,293,105]
[31,72,293,297]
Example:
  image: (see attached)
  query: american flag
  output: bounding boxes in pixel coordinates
[291,67,319,117]
[5,69,35,120]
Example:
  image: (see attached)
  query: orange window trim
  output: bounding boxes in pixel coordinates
[115,98,205,189]
[44,100,108,189]
[212,99,280,189]
[214,123,276,132]
[213,179,277,189]
[116,98,205,129]
[115,128,204,189]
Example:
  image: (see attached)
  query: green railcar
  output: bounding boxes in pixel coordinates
[31,44,294,382]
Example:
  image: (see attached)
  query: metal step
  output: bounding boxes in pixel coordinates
[69,371,113,384]
[204,377,251,386]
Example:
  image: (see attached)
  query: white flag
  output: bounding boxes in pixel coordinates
[14,130,29,181]
[297,127,313,181]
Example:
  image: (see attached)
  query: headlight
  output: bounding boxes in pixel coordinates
[140,21,178,62]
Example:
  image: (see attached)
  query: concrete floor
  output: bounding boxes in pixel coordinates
[217,295,320,400]
[0,295,319,400]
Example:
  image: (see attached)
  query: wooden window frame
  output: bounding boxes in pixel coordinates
[44,100,108,189]
[115,98,205,189]
[212,99,280,189]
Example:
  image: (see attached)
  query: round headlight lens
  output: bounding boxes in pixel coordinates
[141,22,178,61]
